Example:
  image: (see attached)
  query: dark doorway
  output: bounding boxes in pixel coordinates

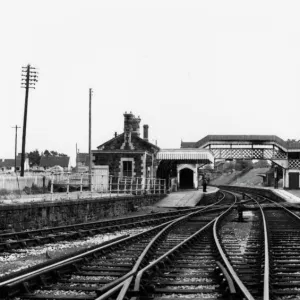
[180,168,194,189]
[289,172,299,189]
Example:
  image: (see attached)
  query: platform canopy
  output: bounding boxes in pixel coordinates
[156,149,214,163]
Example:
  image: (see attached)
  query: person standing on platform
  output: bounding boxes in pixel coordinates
[202,175,207,193]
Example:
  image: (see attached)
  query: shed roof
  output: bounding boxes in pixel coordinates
[0,158,21,168]
[156,149,214,163]
[181,142,196,148]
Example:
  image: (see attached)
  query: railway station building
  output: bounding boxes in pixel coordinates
[93,114,300,190]
[92,112,214,190]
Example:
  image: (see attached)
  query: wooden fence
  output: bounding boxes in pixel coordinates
[0,175,49,191]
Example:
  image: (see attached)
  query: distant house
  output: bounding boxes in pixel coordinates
[40,156,71,171]
[76,153,89,172]
[0,154,29,173]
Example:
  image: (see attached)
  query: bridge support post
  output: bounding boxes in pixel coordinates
[282,169,286,189]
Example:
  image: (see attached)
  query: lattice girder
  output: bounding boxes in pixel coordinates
[289,159,300,169]
[210,148,288,160]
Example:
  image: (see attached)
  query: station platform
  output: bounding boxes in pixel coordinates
[155,187,219,208]
[0,191,132,205]
[272,189,300,204]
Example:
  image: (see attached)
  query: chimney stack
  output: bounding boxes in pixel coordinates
[131,116,141,136]
[143,124,149,142]
[123,112,134,134]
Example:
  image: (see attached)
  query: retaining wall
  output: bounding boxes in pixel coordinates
[197,189,221,206]
[0,194,165,231]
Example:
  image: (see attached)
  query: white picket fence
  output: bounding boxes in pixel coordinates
[0,175,49,191]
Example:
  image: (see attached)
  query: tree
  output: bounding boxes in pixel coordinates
[44,149,51,157]
[42,150,67,157]
[27,150,41,166]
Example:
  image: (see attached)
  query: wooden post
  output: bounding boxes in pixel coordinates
[21,65,30,177]
[50,173,54,201]
[88,88,93,190]
[67,173,70,199]
[109,175,112,197]
[80,173,83,197]
[117,177,120,196]
[158,179,161,194]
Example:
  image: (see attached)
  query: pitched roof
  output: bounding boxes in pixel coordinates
[156,149,214,163]
[181,142,196,148]
[194,135,300,151]
[97,133,160,150]
[0,158,22,168]
[40,156,70,168]
[97,134,124,149]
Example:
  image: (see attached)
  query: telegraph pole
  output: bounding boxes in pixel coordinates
[20,64,38,176]
[89,88,93,190]
[11,125,21,172]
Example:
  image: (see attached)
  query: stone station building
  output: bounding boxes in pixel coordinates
[92,112,214,190]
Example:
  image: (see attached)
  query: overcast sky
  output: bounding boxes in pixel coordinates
[1,1,300,166]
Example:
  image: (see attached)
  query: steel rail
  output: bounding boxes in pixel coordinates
[93,191,228,297]
[250,192,300,221]
[0,200,222,297]
[95,191,234,300]
[95,199,225,296]
[132,218,217,296]
[129,198,236,300]
[213,190,256,300]
[0,206,203,240]
[248,195,269,300]
[223,189,272,300]
[0,219,172,289]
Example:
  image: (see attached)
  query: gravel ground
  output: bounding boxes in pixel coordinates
[0,204,177,279]
[0,225,153,278]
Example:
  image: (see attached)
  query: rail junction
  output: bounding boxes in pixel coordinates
[0,187,300,300]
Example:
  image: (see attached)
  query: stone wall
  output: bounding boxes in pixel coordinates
[198,190,221,205]
[0,194,165,231]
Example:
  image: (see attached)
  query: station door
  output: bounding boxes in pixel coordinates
[289,172,299,189]
[180,168,194,189]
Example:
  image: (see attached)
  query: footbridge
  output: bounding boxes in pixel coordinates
[181,135,300,189]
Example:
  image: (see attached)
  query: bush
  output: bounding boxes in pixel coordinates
[0,189,9,196]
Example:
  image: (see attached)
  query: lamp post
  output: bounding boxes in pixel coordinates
[20,64,38,176]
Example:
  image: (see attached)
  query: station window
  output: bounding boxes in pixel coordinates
[123,161,132,177]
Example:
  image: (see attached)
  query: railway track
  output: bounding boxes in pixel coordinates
[0,193,233,299]
[249,192,300,299]
[0,208,213,252]
[128,191,263,300]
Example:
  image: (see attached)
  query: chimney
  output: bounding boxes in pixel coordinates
[114,132,117,138]
[132,116,141,136]
[123,112,134,134]
[143,124,149,142]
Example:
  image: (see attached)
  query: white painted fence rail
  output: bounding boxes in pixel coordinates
[0,171,166,202]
